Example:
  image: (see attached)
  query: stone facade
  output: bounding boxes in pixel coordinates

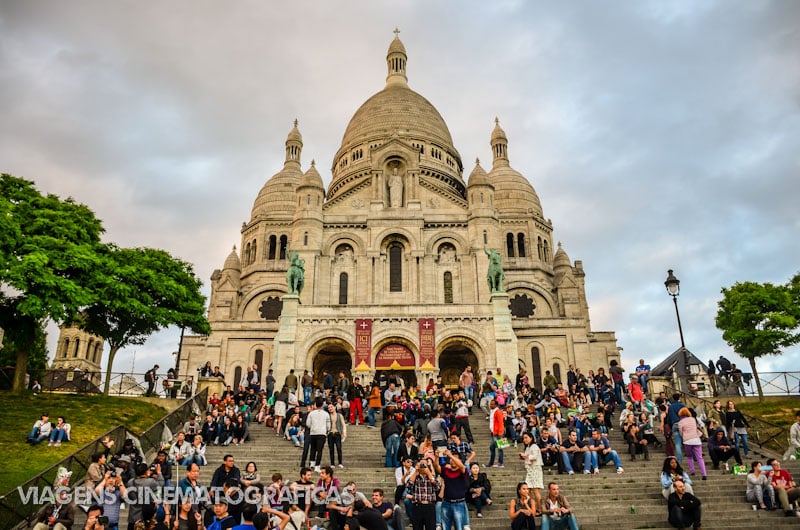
[177,32,620,389]
[50,324,104,386]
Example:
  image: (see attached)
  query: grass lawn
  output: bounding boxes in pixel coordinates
[0,392,168,495]
[735,397,800,429]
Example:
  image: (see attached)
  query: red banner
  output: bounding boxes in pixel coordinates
[375,344,415,369]
[418,318,436,370]
[354,319,372,371]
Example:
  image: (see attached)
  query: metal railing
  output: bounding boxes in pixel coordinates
[41,370,194,398]
[0,388,209,530]
[738,371,800,397]
[663,384,792,455]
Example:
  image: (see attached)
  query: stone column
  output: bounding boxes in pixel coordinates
[490,292,518,378]
[273,294,300,387]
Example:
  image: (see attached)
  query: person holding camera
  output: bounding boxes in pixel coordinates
[435,449,468,530]
[127,462,165,530]
[406,457,440,530]
[94,471,127,530]
[83,505,106,530]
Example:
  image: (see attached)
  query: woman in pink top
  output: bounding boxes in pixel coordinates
[677,407,707,480]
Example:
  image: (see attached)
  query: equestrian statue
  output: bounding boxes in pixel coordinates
[485,248,505,293]
[286,251,305,295]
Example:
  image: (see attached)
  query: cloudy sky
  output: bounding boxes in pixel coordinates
[2,1,798,383]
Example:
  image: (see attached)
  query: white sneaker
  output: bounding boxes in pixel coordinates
[617,467,625,474]
[314,466,321,473]
[568,470,575,475]
[338,464,344,469]
[583,470,591,474]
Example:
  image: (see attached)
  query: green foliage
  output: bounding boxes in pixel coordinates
[715,274,800,399]
[81,246,210,394]
[0,174,105,392]
[0,321,48,385]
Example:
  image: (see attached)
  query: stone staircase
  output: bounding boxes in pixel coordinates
[196,411,800,530]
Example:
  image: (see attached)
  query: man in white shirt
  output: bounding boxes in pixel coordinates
[306,397,332,472]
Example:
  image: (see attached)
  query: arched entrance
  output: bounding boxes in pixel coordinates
[438,345,479,388]
[313,345,353,387]
[375,343,418,388]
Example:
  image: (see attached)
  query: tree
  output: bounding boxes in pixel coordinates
[0,317,48,388]
[81,246,211,395]
[0,174,105,393]
[715,276,800,400]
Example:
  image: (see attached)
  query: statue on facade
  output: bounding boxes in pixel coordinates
[485,248,505,293]
[388,167,403,207]
[286,251,305,295]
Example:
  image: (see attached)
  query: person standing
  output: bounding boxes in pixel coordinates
[609,360,625,407]
[666,393,686,463]
[540,482,579,530]
[367,382,382,428]
[790,410,800,459]
[265,369,276,400]
[406,458,440,530]
[706,360,717,397]
[520,432,543,504]
[301,369,313,406]
[349,377,365,425]
[284,369,298,395]
[677,407,707,480]
[145,364,159,397]
[381,409,403,468]
[487,399,505,468]
[306,397,331,472]
[459,366,474,408]
[453,394,474,443]
[328,403,347,468]
[667,479,702,530]
[725,400,751,456]
[436,449,468,530]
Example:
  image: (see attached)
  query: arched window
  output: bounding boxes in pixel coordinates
[483,231,488,246]
[543,240,550,262]
[86,339,93,360]
[443,272,453,304]
[506,233,515,258]
[234,366,243,388]
[251,239,257,264]
[268,235,277,260]
[74,338,80,358]
[537,237,543,260]
[63,338,70,358]
[389,244,403,292]
[339,272,349,305]
[517,233,526,258]
[303,232,308,246]
[244,242,251,265]
[279,235,288,260]
[531,347,543,391]
[254,349,264,378]
[94,343,102,364]
[552,363,562,385]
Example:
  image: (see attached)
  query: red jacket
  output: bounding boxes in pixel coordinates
[490,408,505,436]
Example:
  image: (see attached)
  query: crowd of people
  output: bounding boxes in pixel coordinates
[27,361,800,530]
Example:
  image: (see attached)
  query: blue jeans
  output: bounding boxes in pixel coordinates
[588,387,596,403]
[27,428,48,445]
[303,386,312,405]
[469,491,490,513]
[591,450,622,470]
[488,435,504,466]
[441,500,468,530]
[368,407,378,427]
[734,432,749,455]
[464,385,474,405]
[672,423,683,462]
[385,433,400,468]
[561,451,591,473]
[49,429,68,443]
[542,513,579,530]
[614,381,626,406]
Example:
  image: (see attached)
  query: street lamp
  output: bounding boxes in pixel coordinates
[664,269,689,377]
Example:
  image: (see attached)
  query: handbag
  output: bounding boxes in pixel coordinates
[495,437,511,450]
[731,464,747,476]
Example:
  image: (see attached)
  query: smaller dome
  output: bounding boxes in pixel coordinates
[491,117,507,143]
[553,242,571,270]
[299,160,324,190]
[388,32,407,55]
[223,246,241,271]
[467,158,492,188]
[287,119,302,143]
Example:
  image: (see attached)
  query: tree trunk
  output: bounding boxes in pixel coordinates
[103,345,120,396]
[12,349,28,394]
[748,357,764,402]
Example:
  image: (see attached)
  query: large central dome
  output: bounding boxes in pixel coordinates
[328,32,463,201]
[338,85,456,156]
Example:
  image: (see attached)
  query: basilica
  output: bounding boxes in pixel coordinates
[176,32,620,389]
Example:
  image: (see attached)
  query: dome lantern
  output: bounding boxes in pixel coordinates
[386,28,408,87]
[285,119,303,167]
[490,117,509,167]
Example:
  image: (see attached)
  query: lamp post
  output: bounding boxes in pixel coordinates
[664,269,690,378]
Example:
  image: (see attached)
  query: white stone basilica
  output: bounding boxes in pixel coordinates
[177,32,620,389]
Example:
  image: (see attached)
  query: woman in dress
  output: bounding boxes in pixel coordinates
[725,400,751,456]
[509,482,537,530]
[660,456,693,499]
[746,461,775,510]
[273,386,289,435]
[520,431,543,505]
[467,463,493,518]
